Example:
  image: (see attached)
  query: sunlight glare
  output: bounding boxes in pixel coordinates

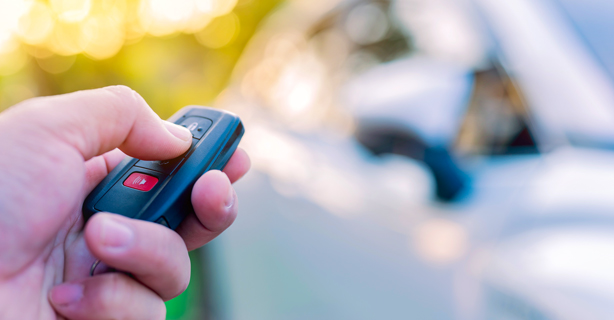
[81,10,125,59]
[149,0,193,22]
[0,0,32,52]
[50,0,92,23]
[1,0,241,62]
[17,2,55,45]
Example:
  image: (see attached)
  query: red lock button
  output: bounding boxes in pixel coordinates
[123,173,159,192]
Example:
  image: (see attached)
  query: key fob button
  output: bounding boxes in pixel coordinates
[95,169,167,217]
[178,116,212,139]
[123,173,159,191]
[83,106,244,229]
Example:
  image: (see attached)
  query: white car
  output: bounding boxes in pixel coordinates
[202,0,614,319]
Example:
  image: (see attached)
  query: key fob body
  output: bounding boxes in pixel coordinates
[82,106,244,229]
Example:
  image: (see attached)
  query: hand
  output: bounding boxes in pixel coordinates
[0,86,250,320]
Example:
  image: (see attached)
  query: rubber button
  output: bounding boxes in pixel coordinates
[123,173,158,191]
[178,116,212,139]
[95,169,166,216]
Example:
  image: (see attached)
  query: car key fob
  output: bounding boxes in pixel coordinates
[82,106,244,229]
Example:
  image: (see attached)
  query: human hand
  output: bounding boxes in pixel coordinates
[0,86,250,319]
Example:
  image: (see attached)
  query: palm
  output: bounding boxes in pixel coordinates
[0,140,117,319]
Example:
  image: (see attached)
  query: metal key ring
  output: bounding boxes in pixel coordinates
[90,259,117,277]
[90,259,102,277]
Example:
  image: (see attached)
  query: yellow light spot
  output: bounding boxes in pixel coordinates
[17,1,55,45]
[200,0,237,16]
[124,0,146,42]
[214,0,237,16]
[0,33,19,55]
[25,46,54,59]
[2,0,241,61]
[0,0,32,52]
[195,0,213,13]
[47,21,84,56]
[150,0,193,22]
[138,0,185,36]
[50,0,92,23]
[183,11,213,34]
[81,9,125,60]
[195,12,239,49]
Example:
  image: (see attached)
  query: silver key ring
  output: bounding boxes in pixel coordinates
[90,259,117,277]
[90,259,102,277]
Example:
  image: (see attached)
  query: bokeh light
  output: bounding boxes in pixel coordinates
[195,12,240,49]
[0,0,30,52]
[0,0,281,117]
[50,0,92,23]
[17,1,54,46]
[0,0,243,67]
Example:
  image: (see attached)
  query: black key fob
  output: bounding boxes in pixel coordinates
[82,106,244,229]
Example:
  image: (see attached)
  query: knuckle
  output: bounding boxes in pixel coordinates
[105,85,135,99]
[103,85,143,115]
[146,243,191,300]
[147,247,174,272]
[89,273,167,320]
[95,273,131,311]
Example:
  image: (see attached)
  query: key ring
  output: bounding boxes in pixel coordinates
[90,259,102,276]
[90,259,116,276]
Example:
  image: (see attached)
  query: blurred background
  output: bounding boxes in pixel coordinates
[3,0,614,319]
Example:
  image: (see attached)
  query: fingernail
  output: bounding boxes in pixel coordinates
[50,283,83,306]
[225,187,235,210]
[100,218,134,249]
[164,121,192,142]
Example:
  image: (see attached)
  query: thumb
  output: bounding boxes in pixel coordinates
[4,85,192,161]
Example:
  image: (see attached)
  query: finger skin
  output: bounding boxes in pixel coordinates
[84,213,190,300]
[176,170,239,251]
[3,85,192,161]
[83,148,126,195]
[175,149,250,251]
[50,273,165,320]
[222,148,251,184]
